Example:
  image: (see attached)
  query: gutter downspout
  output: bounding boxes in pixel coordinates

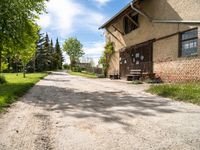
[130,1,200,25]
[130,2,153,22]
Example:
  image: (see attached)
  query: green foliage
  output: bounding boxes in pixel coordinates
[0,0,46,73]
[17,21,39,77]
[132,80,143,84]
[69,71,97,78]
[54,38,64,69]
[99,42,114,77]
[0,73,47,111]
[35,33,50,72]
[71,66,85,72]
[63,64,70,70]
[1,62,8,71]
[147,83,200,105]
[35,33,63,72]
[63,37,84,68]
[144,79,162,84]
[0,75,6,84]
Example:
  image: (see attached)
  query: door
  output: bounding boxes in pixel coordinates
[120,41,153,77]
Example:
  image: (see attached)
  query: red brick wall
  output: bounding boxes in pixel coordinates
[154,58,200,82]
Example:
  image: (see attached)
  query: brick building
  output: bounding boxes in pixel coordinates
[99,0,200,82]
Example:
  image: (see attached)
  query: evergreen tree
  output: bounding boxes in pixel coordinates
[44,33,52,70]
[55,38,63,69]
[35,33,49,72]
[49,39,55,70]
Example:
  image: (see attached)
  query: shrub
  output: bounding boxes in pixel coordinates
[132,80,143,84]
[72,66,86,72]
[0,75,6,84]
[146,78,163,84]
[63,64,70,70]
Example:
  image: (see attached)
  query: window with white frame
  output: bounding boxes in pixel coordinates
[180,28,198,57]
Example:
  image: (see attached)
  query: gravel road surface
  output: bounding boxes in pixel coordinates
[0,72,200,150]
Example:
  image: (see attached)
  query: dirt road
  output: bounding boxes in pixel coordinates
[0,72,200,150]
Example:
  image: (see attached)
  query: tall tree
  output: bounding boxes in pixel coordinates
[0,0,46,74]
[63,37,84,68]
[55,38,63,69]
[35,33,45,72]
[44,33,52,70]
[49,39,55,70]
[17,21,39,77]
[35,33,51,72]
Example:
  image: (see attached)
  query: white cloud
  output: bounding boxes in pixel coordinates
[63,41,105,65]
[82,41,105,65]
[37,0,106,36]
[37,14,51,28]
[83,41,105,55]
[93,0,111,5]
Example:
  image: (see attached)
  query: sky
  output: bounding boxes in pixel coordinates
[37,0,131,65]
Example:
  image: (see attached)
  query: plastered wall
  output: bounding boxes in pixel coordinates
[106,0,200,81]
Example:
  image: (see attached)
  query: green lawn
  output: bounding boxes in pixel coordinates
[0,73,47,111]
[68,71,97,78]
[147,83,200,105]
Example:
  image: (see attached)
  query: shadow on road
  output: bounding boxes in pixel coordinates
[22,82,185,128]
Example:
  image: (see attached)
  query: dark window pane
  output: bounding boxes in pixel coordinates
[181,38,198,57]
[182,29,198,40]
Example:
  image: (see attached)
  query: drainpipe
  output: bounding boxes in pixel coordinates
[130,1,153,22]
[130,1,200,25]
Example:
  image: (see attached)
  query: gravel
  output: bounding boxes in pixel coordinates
[0,71,200,150]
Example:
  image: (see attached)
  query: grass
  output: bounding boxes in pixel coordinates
[69,71,97,78]
[0,73,47,112]
[147,83,200,105]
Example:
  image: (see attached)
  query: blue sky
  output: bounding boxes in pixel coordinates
[37,0,130,64]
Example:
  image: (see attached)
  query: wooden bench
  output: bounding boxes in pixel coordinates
[126,69,142,81]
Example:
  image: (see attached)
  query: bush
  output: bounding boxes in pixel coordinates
[63,64,70,70]
[132,80,143,84]
[0,75,7,84]
[144,79,163,84]
[72,66,86,72]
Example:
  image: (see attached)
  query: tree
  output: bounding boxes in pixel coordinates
[49,39,55,70]
[0,0,46,74]
[63,37,84,68]
[55,38,63,69]
[44,33,52,70]
[17,21,39,78]
[99,42,114,77]
[35,33,51,72]
[35,33,46,72]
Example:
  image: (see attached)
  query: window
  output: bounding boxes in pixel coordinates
[123,13,139,34]
[180,28,198,57]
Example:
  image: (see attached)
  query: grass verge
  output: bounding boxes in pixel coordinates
[68,71,97,78]
[0,73,47,112]
[147,83,200,105]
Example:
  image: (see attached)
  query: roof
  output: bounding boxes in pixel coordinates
[99,0,138,29]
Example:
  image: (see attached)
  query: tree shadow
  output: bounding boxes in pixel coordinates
[22,83,192,128]
[42,78,70,82]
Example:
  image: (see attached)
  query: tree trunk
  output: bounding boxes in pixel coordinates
[33,56,36,73]
[23,64,26,78]
[0,44,2,75]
